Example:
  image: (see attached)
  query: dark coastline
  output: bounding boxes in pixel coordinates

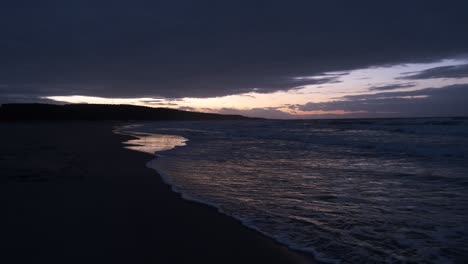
[0,103,253,121]
[0,122,312,263]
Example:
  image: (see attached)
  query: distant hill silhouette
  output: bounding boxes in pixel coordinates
[0,103,252,121]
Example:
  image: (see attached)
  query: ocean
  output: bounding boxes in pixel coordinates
[118,117,468,263]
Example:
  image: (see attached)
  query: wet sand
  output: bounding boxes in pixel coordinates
[0,122,313,263]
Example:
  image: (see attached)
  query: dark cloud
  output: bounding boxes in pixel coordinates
[139,98,183,103]
[297,84,468,117]
[0,84,60,104]
[1,0,468,100]
[291,73,346,87]
[142,101,179,106]
[400,64,468,80]
[0,94,58,105]
[368,83,415,91]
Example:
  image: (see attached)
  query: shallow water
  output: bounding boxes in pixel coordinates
[118,118,468,263]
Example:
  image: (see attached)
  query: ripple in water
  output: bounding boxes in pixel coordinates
[118,118,468,263]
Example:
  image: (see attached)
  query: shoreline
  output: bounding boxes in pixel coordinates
[0,122,314,263]
[115,127,317,263]
[117,127,321,263]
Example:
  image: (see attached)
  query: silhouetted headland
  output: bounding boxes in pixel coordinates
[0,103,253,121]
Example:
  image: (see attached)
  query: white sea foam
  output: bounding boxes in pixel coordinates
[117,118,468,263]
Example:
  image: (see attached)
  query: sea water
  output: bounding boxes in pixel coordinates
[118,118,468,263]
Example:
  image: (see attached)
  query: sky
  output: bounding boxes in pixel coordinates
[1,0,468,118]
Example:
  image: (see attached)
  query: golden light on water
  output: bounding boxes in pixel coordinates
[116,131,187,155]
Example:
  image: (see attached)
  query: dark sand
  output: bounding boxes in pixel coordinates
[0,122,313,263]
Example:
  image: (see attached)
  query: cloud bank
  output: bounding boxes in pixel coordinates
[295,84,468,118]
[400,64,468,80]
[1,0,468,101]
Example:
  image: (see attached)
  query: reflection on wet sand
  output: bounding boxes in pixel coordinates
[116,130,187,155]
